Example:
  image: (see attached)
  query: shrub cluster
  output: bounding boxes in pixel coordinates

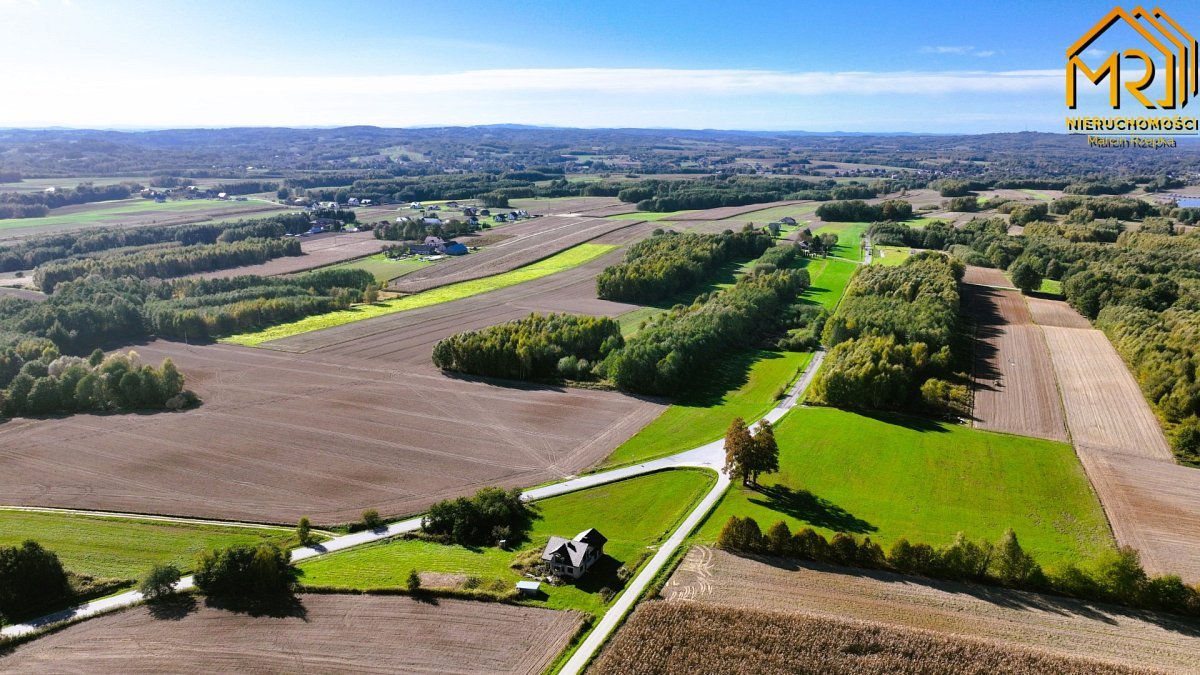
[0,541,72,624]
[432,313,622,381]
[193,543,294,597]
[422,487,535,547]
[717,516,1200,618]
[596,228,773,303]
[814,199,912,222]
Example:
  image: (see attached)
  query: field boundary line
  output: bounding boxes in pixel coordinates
[0,505,333,536]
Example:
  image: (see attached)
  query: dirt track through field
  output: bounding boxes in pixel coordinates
[661,548,1200,673]
[965,284,1067,441]
[389,215,640,293]
[0,594,582,674]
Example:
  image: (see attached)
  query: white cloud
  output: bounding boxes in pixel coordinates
[920,45,999,58]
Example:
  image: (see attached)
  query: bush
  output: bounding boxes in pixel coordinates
[422,487,534,547]
[193,543,294,597]
[406,569,421,593]
[360,509,384,530]
[140,563,182,600]
[0,541,73,621]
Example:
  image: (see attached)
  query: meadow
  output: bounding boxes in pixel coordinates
[0,510,301,581]
[606,210,696,221]
[813,222,868,261]
[729,203,819,222]
[319,252,430,283]
[0,198,272,231]
[695,407,1114,567]
[223,242,616,346]
[297,469,715,616]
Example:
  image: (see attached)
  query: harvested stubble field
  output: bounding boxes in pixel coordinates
[1075,447,1200,582]
[0,338,662,524]
[389,215,641,294]
[1026,296,1200,581]
[647,547,1199,674]
[594,601,1153,675]
[964,283,1067,441]
[1039,323,1170,458]
[509,195,632,216]
[0,594,582,674]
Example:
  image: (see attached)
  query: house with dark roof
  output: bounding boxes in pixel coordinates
[541,528,607,579]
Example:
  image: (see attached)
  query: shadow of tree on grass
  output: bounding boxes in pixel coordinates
[748,485,877,534]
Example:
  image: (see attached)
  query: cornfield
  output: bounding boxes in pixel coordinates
[590,601,1159,675]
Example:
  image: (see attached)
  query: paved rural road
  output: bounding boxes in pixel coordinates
[2,350,827,670]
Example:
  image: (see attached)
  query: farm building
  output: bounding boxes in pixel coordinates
[780,216,797,225]
[442,242,468,256]
[541,528,607,579]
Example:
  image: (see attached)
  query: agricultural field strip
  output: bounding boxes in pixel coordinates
[0,505,332,535]
[2,346,828,671]
[660,548,1200,673]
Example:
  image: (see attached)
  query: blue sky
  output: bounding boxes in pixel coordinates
[1,0,1196,131]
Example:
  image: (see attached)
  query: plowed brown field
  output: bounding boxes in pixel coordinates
[662,201,805,221]
[654,547,1200,673]
[189,231,387,280]
[965,284,1066,441]
[963,265,1012,287]
[0,594,582,674]
[1026,296,1091,329]
[389,215,640,293]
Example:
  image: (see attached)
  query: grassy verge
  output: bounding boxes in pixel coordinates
[695,407,1114,568]
[222,242,616,346]
[297,469,715,617]
[0,510,302,582]
[602,351,811,469]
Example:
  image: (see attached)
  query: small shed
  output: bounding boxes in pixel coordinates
[516,580,541,597]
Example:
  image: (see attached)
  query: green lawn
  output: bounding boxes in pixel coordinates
[602,351,812,469]
[1019,189,1055,202]
[725,203,818,222]
[872,245,913,267]
[320,253,430,283]
[222,243,616,346]
[298,469,716,616]
[814,222,869,261]
[606,210,695,221]
[696,407,1114,568]
[0,510,302,582]
[0,199,273,231]
[1037,278,1064,295]
[801,257,857,310]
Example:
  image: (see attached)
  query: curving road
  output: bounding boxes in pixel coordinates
[2,350,826,673]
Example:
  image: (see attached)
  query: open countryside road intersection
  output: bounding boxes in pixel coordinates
[2,350,826,673]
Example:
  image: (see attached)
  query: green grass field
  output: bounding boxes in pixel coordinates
[602,351,811,469]
[801,257,857,310]
[814,222,868,261]
[320,253,430,283]
[726,203,818,222]
[298,469,715,615]
[696,407,1114,568]
[872,245,913,267]
[0,510,302,582]
[1019,189,1055,201]
[1037,278,1064,295]
[0,199,273,231]
[223,243,616,346]
[606,210,695,221]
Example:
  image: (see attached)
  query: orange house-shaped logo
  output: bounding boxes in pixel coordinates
[1067,6,1197,109]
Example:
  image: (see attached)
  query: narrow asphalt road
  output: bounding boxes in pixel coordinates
[2,349,827,670]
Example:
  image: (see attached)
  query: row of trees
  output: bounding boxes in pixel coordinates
[717,517,1200,618]
[422,487,534,547]
[0,345,195,418]
[617,177,884,212]
[596,228,775,303]
[810,254,969,415]
[0,182,137,219]
[33,237,302,292]
[432,313,622,382]
[608,268,810,396]
[814,199,912,222]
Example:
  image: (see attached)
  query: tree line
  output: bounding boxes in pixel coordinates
[717,516,1200,618]
[814,199,912,222]
[432,313,622,382]
[33,237,302,292]
[0,182,139,219]
[810,253,970,415]
[618,177,886,212]
[596,227,774,303]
